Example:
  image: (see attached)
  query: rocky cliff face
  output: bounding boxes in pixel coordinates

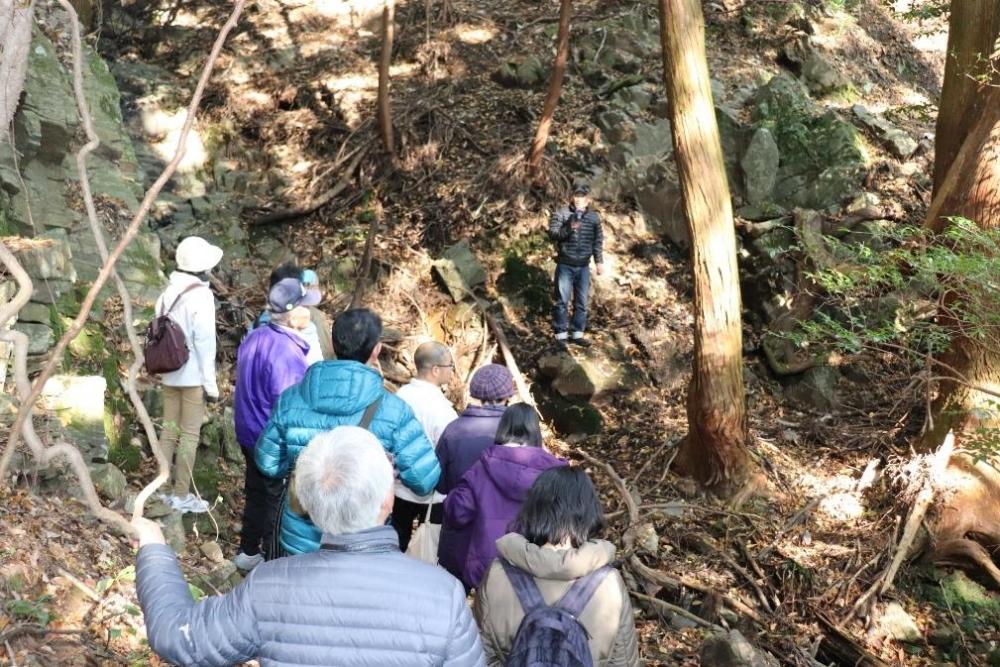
[1,13,165,486]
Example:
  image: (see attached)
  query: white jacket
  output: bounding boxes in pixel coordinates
[395,378,457,503]
[154,271,219,397]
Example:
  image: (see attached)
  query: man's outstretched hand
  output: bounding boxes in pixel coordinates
[132,516,167,547]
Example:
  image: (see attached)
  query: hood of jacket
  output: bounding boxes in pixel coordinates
[480,446,565,502]
[292,360,383,415]
[496,533,616,581]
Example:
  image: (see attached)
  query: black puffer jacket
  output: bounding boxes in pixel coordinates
[548,206,604,268]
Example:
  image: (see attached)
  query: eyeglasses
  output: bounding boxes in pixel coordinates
[434,364,455,370]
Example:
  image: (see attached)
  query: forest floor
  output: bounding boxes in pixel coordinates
[4,0,999,666]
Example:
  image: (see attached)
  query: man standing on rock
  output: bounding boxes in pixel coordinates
[548,183,603,350]
[232,277,320,572]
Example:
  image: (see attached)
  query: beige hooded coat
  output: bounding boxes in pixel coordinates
[474,533,641,667]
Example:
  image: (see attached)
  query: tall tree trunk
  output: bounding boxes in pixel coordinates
[922,86,1000,448]
[377,0,395,158]
[656,0,750,493]
[932,1,1000,194]
[0,0,35,138]
[923,1,1000,448]
[526,0,571,177]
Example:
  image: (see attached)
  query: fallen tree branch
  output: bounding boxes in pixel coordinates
[0,0,249,527]
[251,145,368,225]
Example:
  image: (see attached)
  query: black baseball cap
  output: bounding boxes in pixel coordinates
[573,183,591,196]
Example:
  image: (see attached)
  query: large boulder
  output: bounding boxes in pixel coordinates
[433,241,487,302]
[747,74,866,212]
[741,128,781,206]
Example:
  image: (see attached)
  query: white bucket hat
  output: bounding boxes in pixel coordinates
[175,236,224,273]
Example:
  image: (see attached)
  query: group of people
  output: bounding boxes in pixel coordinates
[136,185,630,665]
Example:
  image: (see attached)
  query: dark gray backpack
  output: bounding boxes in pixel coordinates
[502,559,612,667]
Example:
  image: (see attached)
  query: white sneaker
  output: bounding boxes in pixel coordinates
[234,552,264,573]
[162,492,210,513]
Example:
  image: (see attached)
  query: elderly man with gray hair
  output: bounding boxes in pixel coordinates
[132,427,485,667]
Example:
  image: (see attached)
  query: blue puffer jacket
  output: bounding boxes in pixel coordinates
[255,361,441,554]
[136,527,485,667]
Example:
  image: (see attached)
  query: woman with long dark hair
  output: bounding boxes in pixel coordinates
[474,466,641,666]
[440,404,565,589]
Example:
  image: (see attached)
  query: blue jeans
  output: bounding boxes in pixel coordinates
[553,263,590,335]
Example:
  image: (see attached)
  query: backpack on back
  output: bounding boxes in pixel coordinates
[144,284,203,375]
[502,559,612,667]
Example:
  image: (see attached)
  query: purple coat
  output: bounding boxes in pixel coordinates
[435,405,507,494]
[234,324,309,449]
[441,445,566,589]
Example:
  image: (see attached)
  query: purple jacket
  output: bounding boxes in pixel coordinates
[234,324,309,449]
[441,445,566,589]
[435,405,507,494]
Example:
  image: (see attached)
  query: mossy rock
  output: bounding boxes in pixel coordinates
[749,74,866,211]
[533,387,603,437]
[497,255,550,315]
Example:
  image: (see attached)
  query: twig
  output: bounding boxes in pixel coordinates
[631,591,721,630]
[56,567,101,603]
[0,625,86,643]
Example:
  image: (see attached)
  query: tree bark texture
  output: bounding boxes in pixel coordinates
[923,83,1000,448]
[377,0,395,157]
[0,0,35,138]
[932,1,1000,193]
[656,0,750,492]
[527,0,571,176]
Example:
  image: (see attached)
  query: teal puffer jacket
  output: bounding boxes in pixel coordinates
[255,360,441,554]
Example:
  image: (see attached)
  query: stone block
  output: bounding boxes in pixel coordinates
[12,322,53,355]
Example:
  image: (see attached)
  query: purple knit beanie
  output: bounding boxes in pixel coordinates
[469,364,515,402]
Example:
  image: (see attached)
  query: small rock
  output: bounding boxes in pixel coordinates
[741,128,780,206]
[701,629,779,667]
[784,365,839,411]
[15,302,51,324]
[88,463,128,503]
[160,511,187,553]
[491,56,547,89]
[433,241,486,302]
[192,561,243,594]
[852,105,918,159]
[200,541,226,564]
[878,602,921,643]
[11,322,53,355]
[222,406,243,463]
[634,522,659,556]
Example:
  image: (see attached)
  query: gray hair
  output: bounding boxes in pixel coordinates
[414,341,450,374]
[294,427,393,536]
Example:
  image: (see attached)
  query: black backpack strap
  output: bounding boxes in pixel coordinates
[556,566,613,617]
[501,559,546,615]
[160,283,204,317]
[358,396,383,430]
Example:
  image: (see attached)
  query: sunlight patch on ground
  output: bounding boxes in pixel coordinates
[453,24,496,45]
[140,107,207,173]
[797,471,868,522]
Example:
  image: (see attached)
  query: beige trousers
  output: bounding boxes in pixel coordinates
[159,385,205,496]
